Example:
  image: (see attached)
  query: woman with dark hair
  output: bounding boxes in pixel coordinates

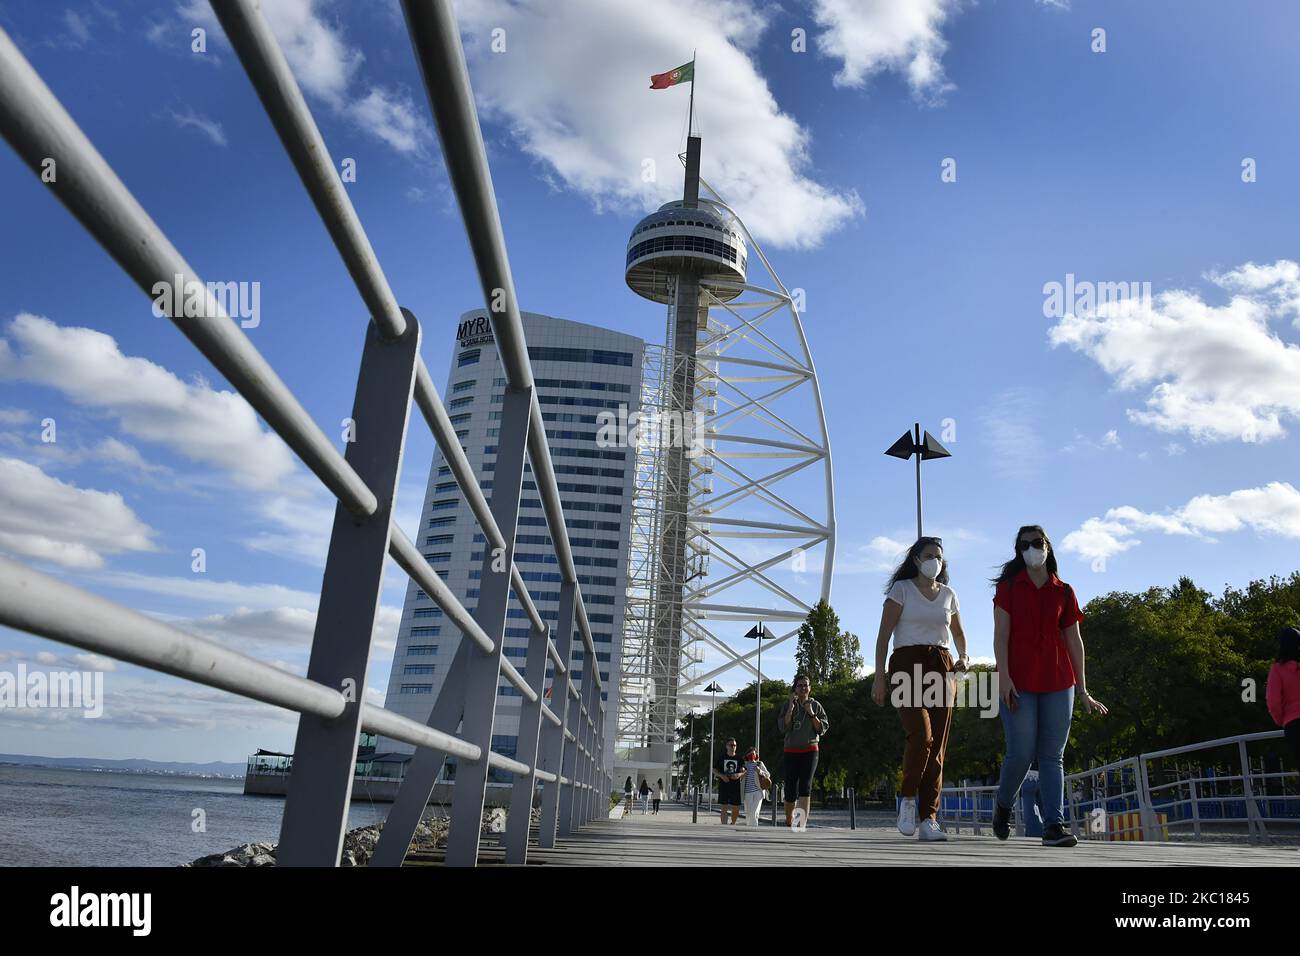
[1266,626,1300,770]
[871,536,969,841]
[778,674,829,829]
[991,525,1107,847]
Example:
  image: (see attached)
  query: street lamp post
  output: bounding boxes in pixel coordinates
[686,708,697,799]
[704,681,723,809]
[745,623,771,755]
[884,422,953,539]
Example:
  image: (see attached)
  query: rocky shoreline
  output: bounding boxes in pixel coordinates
[186,807,513,867]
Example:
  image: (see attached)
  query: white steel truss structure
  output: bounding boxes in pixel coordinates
[619,175,836,758]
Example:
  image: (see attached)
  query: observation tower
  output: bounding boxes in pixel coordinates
[618,131,836,787]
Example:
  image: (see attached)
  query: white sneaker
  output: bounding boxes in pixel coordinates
[918,818,948,842]
[897,799,918,836]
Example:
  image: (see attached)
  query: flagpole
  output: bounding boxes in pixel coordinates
[687,50,696,136]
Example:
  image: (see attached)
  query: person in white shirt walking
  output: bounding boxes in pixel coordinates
[740,747,770,827]
[871,536,969,842]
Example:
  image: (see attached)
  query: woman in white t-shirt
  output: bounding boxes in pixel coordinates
[871,536,970,842]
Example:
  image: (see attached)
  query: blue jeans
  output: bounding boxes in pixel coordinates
[996,687,1073,826]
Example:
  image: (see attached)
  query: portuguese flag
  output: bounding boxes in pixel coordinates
[650,61,694,89]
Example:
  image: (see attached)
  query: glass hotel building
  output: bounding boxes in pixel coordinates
[376,311,643,787]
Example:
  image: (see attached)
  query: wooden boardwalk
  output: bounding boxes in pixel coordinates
[487,804,1299,867]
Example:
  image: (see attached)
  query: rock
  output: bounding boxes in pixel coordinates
[185,805,513,865]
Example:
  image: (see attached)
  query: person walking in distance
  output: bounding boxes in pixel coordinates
[871,536,969,842]
[778,675,829,829]
[991,525,1107,847]
[639,777,651,814]
[740,746,770,828]
[653,779,664,814]
[713,738,743,824]
[1266,626,1300,772]
[623,776,633,812]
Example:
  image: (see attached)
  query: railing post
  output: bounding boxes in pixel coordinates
[277,312,420,866]
[444,384,533,866]
[371,638,473,866]
[1136,756,1159,842]
[1238,739,1265,843]
[581,668,599,824]
[538,582,577,847]
[848,787,856,830]
[503,621,550,864]
[557,679,580,837]
[1189,775,1201,839]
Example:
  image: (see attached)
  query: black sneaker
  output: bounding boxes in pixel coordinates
[992,802,1012,841]
[1042,824,1078,847]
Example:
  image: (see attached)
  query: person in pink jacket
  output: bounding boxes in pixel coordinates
[1265,626,1300,770]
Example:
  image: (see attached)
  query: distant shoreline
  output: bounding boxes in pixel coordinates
[0,753,245,780]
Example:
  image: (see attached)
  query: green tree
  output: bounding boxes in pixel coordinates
[794,600,864,685]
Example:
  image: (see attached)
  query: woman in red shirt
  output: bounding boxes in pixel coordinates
[991,525,1107,847]
[1265,627,1300,771]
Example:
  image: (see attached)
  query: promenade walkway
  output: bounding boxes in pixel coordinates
[460,803,1298,867]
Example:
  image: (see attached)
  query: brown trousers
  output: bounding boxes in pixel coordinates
[888,644,955,820]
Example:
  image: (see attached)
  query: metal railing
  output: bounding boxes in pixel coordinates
[0,0,614,867]
[939,730,1296,843]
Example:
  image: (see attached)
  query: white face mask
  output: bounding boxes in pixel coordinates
[1023,546,1048,568]
[919,557,942,580]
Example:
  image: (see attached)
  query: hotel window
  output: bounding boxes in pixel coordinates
[458,349,480,367]
[408,644,439,655]
[400,684,433,694]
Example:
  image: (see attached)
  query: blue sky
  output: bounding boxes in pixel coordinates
[1,0,1298,762]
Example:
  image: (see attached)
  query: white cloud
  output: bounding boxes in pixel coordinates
[87,571,320,612]
[0,431,175,486]
[1049,260,1300,443]
[0,313,297,489]
[1209,259,1300,323]
[63,10,93,47]
[454,0,862,249]
[0,407,32,426]
[979,387,1047,479]
[169,106,228,147]
[347,87,424,155]
[810,0,961,103]
[181,604,402,657]
[0,457,157,569]
[835,535,911,575]
[178,0,429,157]
[1063,481,1300,563]
[242,486,334,565]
